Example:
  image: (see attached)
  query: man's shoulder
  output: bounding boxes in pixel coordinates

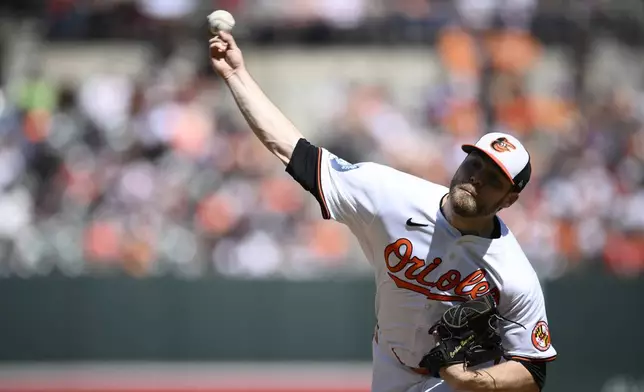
[323,149,447,189]
[490,230,542,288]
[490,251,544,311]
[328,157,449,197]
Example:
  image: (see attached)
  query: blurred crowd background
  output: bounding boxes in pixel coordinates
[1,0,644,282]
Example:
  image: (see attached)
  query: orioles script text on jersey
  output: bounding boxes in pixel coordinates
[385,238,500,304]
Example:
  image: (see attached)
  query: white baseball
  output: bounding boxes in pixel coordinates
[207,10,235,35]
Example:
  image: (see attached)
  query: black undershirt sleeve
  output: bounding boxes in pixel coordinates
[285,138,331,219]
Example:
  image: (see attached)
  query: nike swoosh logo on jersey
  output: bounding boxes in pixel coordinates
[406,218,428,227]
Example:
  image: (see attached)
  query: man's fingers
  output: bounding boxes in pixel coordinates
[209,38,228,54]
[218,31,238,49]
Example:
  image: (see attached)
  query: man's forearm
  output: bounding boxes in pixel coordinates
[225,67,304,165]
[440,361,539,392]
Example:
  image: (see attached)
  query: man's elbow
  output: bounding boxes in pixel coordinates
[522,381,540,392]
[513,365,542,392]
[508,369,541,392]
[266,135,302,166]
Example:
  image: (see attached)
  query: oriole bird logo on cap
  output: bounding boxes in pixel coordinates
[490,137,516,153]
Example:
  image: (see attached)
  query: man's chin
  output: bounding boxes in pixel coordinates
[450,195,481,217]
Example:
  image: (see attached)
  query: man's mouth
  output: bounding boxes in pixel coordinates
[459,187,476,197]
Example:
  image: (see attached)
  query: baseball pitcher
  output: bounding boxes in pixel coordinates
[209,32,556,392]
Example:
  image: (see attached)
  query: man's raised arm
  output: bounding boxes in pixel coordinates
[209,32,303,165]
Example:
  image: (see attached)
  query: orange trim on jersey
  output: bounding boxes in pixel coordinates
[316,147,331,219]
[508,354,557,363]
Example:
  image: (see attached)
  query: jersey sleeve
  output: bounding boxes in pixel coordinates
[499,283,558,363]
[285,138,382,228]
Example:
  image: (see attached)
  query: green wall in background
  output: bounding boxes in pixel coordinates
[0,272,642,392]
[0,276,376,361]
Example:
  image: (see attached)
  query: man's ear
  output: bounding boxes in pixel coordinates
[502,192,519,209]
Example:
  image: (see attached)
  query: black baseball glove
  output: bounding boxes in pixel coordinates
[418,294,506,378]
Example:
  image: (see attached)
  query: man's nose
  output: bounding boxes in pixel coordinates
[469,175,482,187]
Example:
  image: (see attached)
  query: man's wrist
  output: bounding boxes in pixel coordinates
[224,66,248,82]
[440,364,475,389]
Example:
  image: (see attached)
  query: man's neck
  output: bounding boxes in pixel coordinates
[440,194,497,238]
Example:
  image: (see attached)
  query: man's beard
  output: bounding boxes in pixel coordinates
[448,183,498,218]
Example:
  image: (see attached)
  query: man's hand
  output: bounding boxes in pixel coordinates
[209,31,245,80]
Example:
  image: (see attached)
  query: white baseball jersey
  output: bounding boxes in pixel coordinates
[314,148,557,392]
